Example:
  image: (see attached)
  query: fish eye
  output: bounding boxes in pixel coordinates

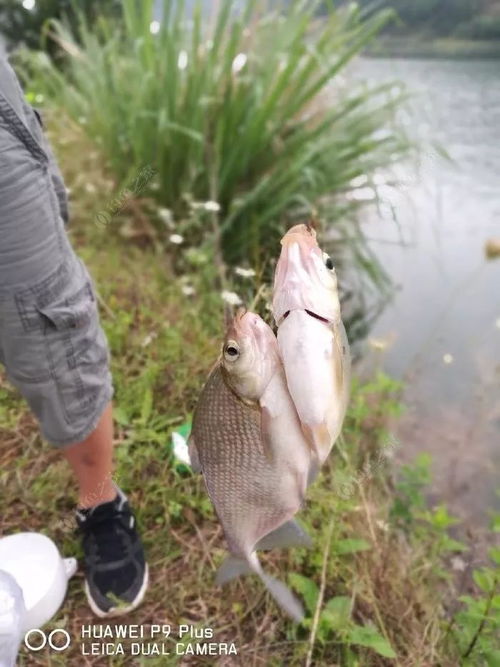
[323,252,334,271]
[224,341,240,361]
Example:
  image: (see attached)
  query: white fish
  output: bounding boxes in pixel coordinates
[189,309,312,621]
[272,223,351,468]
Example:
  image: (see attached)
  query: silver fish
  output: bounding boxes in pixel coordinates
[189,309,312,621]
[272,223,351,468]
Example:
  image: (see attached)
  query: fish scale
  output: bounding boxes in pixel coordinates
[192,366,291,555]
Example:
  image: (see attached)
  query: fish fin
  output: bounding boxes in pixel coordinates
[248,552,304,622]
[215,555,253,586]
[187,436,202,473]
[334,333,344,391]
[259,405,275,464]
[307,457,321,486]
[259,573,305,622]
[256,520,312,551]
[301,422,332,463]
[333,322,345,393]
[340,320,351,402]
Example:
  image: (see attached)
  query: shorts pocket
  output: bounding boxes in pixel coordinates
[37,280,95,334]
[14,259,110,426]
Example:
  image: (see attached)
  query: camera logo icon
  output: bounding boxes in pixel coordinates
[24,628,71,652]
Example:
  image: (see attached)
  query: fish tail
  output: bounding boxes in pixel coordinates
[215,555,253,586]
[248,552,305,622]
[307,453,323,486]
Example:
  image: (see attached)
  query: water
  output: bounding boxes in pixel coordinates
[352,58,500,523]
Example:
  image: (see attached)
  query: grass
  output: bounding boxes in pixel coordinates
[19,0,411,288]
[1,123,499,666]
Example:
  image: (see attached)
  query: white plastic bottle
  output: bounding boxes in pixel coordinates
[0,570,26,667]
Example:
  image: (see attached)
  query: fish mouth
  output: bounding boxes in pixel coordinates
[235,307,248,324]
[230,309,273,343]
[273,222,340,324]
[224,308,246,345]
[280,223,318,250]
[277,223,321,283]
[235,308,259,332]
[274,226,320,308]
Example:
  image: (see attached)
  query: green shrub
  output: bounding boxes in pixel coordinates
[454,16,500,40]
[0,0,121,53]
[23,0,410,275]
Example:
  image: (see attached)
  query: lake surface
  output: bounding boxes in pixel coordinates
[352,58,500,523]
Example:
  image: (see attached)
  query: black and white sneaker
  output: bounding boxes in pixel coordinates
[76,487,148,618]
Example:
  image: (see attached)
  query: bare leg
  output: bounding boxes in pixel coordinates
[63,402,148,616]
[62,402,116,509]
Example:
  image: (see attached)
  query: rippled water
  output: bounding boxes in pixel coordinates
[352,58,500,522]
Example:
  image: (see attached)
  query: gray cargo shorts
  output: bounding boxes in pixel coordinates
[0,57,113,447]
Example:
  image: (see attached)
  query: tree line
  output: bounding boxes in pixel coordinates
[354,0,500,40]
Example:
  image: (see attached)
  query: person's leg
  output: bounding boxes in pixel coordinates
[62,402,116,509]
[0,58,148,618]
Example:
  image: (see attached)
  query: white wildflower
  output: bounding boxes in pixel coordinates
[451,556,466,572]
[84,182,96,194]
[149,20,160,35]
[34,93,44,104]
[204,200,220,212]
[443,353,454,365]
[22,0,35,10]
[178,50,188,70]
[191,200,221,213]
[169,234,184,245]
[232,53,247,74]
[181,285,196,297]
[221,290,242,306]
[158,207,173,227]
[235,267,256,278]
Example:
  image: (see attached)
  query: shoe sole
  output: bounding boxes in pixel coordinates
[85,563,149,619]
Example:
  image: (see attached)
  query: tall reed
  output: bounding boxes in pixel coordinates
[27,0,410,275]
